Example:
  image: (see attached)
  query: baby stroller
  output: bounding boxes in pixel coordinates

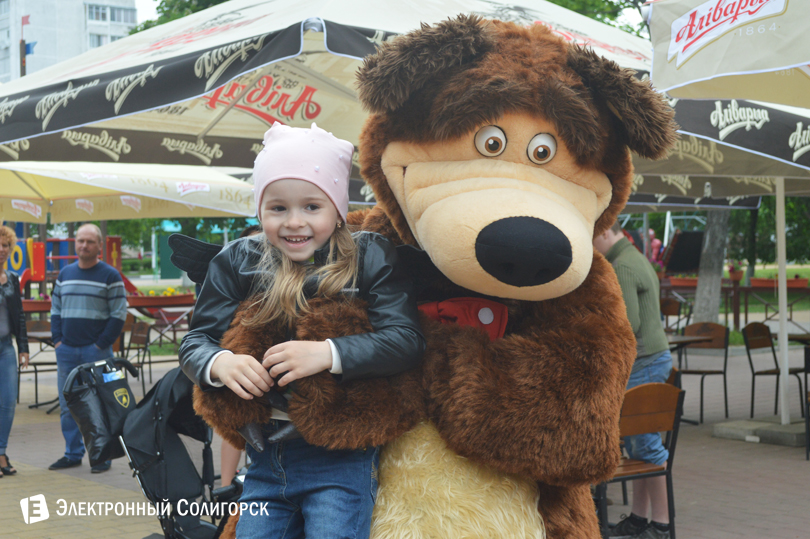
[120,367,241,539]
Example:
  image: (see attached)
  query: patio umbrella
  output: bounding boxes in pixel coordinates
[0,0,653,166]
[0,0,806,185]
[646,0,810,426]
[646,0,810,108]
[0,161,255,223]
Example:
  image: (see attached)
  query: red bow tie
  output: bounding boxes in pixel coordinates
[418,297,508,341]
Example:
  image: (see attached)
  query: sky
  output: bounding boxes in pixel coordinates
[135,0,160,24]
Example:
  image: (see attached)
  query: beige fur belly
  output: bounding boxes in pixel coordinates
[370,422,546,539]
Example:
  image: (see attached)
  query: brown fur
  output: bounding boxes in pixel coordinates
[358,16,676,241]
[193,298,426,451]
[214,15,674,539]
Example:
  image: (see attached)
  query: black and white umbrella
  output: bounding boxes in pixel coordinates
[0,0,650,168]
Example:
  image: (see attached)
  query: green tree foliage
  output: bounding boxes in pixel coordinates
[548,0,646,35]
[728,198,810,266]
[130,0,231,34]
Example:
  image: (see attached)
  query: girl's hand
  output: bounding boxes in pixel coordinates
[262,341,332,387]
[19,353,29,369]
[211,352,274,400]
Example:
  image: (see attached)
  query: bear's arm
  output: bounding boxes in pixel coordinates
[425,254,636,486]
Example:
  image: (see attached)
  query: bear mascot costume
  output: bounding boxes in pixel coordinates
[182,15,677,539]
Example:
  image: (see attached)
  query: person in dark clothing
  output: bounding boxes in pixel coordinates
[180,123,424,539]
[0,225,29,477]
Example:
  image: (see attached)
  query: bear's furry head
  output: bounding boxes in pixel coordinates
[358,15,676,301]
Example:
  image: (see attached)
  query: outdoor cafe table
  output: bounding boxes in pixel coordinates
[668,334,713,369]
[667,334,713,425]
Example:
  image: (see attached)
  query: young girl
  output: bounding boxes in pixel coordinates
[179,122,425,539]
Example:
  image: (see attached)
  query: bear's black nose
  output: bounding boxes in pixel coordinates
[475,217,572,287]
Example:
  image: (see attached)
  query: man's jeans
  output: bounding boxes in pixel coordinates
[56,343,113,461]
[0,337,17,455]
[624,350,673,466]
[236,420,380,539]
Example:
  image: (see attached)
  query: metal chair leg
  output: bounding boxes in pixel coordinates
[700,375,706,424]
[666,472,675,537]
[794,374,804,418]
[774,376,780,415]
[751,376,756,418]
[723,374,729,418]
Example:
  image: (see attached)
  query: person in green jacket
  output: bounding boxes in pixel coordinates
[594,221,673,539]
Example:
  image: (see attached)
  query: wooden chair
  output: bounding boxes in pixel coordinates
[113,313,136,358]
[742,322,804,419]
[594,383,685,539]
[660,298,690,335]
[19,319,58,406]
[126,321,152,393]
[680,322,729,423]
[804,347,810,461]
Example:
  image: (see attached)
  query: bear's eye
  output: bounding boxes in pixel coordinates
[527,133,557,165]
[474,126,506,157]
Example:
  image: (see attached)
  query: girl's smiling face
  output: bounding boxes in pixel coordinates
[260,179,340,262]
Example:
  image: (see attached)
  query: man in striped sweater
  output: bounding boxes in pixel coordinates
[594,221,673,539]
[49,224,127,474]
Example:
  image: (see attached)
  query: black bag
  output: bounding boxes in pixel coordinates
[63,357,139,466]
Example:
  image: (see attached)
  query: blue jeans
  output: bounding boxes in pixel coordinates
[0,337,17,456]
[624,351,673,466]
[56,343,112,461]
[236,420,380,539]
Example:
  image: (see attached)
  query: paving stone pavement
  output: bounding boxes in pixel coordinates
[3,343,810,538]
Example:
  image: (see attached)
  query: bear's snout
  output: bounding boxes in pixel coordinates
[475,217,572,287]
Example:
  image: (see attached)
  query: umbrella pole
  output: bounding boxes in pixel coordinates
[776,177,790,426]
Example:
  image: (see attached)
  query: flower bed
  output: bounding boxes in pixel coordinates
[127,293,196,307]
[669,277,698,287]
[749,278,808,289]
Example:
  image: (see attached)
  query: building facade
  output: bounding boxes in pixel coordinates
[0,0,138,83]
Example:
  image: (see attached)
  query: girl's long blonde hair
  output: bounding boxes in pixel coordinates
[242,225,358,328]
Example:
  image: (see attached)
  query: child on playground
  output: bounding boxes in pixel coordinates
[179,122,425,539]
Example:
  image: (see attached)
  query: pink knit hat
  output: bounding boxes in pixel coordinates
[253,122,354,221]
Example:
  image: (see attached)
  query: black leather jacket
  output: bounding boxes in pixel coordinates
[179,232,425,387]
[1,272,29,354]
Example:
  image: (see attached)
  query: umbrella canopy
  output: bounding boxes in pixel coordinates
[646,0,810,108]
[0,0,806,183]
[0,161,255,223]
[0,0,653,167]
[624,192,761,213]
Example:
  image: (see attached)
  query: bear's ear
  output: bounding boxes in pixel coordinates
[357,14,494,114]
[567,46,678,160]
